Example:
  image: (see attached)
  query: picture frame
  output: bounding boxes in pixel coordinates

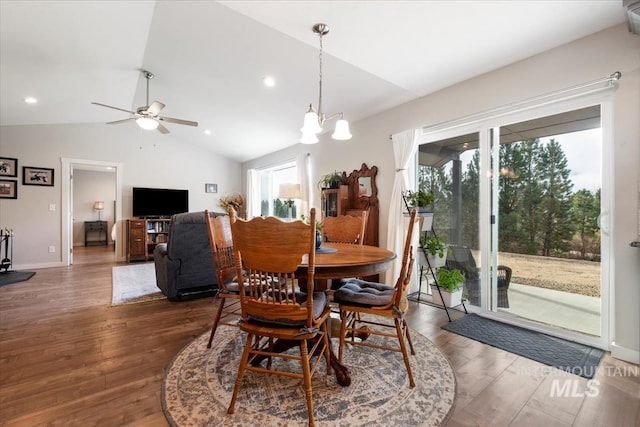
[205,183,218,193]
[0,180,17,199]
[0,157,18,177]
[22,166,54,186]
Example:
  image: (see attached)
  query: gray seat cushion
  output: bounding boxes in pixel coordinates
[333,278,394,307]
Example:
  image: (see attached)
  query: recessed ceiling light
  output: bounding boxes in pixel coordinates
[204,129,212,135]
[263,76,275,87]
[24,97,38,104]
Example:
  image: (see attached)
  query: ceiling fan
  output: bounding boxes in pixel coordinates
[92,70,198,134]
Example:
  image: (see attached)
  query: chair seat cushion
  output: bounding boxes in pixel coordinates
[333,278,394,307]
[249,291,328,327]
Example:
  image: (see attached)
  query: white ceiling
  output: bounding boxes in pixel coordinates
[0,1,625,163]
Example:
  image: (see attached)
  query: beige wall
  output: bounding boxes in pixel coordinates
[0,123,242,267]
[242,24,640,362]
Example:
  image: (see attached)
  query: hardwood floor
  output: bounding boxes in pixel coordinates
[1,246,638,426]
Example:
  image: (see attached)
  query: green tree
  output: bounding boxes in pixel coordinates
[569,188,600,259]
[517,139,544,254]
[461,150,480,248]
[538,139,574,256]
[498,142,528,252]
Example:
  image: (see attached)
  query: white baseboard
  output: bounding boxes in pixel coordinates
[10,261,65,270]
[610,342,640,364]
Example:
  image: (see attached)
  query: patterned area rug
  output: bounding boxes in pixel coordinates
[111,263,164,305]
[162,326,456,426]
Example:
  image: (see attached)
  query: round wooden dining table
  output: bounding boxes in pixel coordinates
[297,242,396,288]
[296,242,397,386]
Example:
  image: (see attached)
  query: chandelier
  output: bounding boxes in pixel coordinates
[300,23,352,144]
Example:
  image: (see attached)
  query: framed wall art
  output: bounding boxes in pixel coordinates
[23,166,54,186]
[0,180,17,199]
[0,157,18,177]
[205,183,218,193]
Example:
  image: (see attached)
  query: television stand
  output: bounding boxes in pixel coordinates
[126,218,170,262]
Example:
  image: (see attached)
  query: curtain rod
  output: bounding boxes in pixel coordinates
[388,71,622,140]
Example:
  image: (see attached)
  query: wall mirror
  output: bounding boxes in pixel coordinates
[358,176,372,196]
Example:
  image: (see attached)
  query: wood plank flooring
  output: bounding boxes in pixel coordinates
[0,245,638,426]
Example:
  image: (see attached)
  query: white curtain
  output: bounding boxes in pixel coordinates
[385,129,420,284]
[296,152,311,217]
[245,168,259,219]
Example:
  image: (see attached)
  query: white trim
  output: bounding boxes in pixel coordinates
[11,261,65,270]
[610,342,640,364]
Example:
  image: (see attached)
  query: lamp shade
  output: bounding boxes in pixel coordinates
[278,183,302,200]
[93,201,104,210]
[136,117,159,130]
[332,119,352,140]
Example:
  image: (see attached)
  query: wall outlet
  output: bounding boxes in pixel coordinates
[48,245,55,253]
[49,203,56,211]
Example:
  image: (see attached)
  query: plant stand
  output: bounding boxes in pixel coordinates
[402,191,467,322]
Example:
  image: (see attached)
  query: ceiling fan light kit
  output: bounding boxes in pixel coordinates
[92,70,198,134]
[300,23,351,144]
[136,116,159,130]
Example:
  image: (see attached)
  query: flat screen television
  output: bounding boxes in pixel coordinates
[132,187,189,218]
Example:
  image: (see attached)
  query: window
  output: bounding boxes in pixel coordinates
[256,161,298,219]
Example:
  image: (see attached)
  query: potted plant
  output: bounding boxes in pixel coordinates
[318,171,347,190]
[418,234,448,268]
[431,268,465,308]
[403,189,435,230]
[404,189,434,212]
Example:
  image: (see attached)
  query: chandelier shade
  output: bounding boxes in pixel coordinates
[300,23,351,144]
[332,118,352,140]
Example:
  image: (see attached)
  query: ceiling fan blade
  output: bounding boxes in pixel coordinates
[91,102,136,115]
[157,123,170,134]
[159,116,198,127]
[106,118,134,125]
[147,100,166,116]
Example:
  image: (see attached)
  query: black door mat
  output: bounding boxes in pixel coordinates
[442,313,604,379]
[0,271,36,287]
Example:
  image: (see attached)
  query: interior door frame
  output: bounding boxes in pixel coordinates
[61,158,124,265]
[419,91,614,350]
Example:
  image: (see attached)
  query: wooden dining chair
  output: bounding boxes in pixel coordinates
[321,210,368,245]
[321,211,369,293]
[226,208,332,427]
[204,210,242,348]
[334,209,420,387]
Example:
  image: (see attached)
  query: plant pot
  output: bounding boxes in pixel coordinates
[430,284,462,308]
[418,249,447,268]
[418,212,433,231]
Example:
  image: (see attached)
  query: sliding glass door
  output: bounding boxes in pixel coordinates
[417,99,610,349]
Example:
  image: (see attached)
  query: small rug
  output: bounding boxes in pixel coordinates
[162,326,456,426]
[0,271,36,287]
[111,263,164,305]
[442,314,604,379]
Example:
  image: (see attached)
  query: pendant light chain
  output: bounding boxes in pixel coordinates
[318,30,324,122]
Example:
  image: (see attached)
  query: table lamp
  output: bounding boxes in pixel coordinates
[94,201,104,221]
[278,183,302,221]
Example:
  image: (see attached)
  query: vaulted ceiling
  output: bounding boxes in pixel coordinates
[0,1,625,162]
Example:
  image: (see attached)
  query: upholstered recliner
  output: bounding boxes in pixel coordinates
[154,211,225,300]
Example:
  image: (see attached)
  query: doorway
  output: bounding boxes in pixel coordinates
[61,158,124,265]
